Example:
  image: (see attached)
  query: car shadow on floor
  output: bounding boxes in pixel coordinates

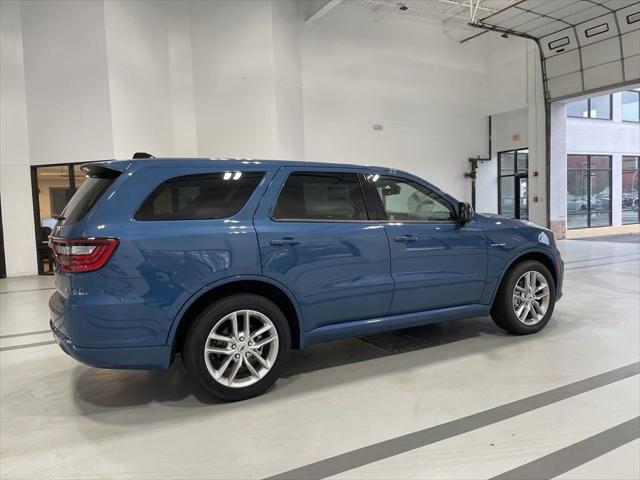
[71,315,530,419]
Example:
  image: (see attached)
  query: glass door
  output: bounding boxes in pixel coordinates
[516,175,529,220]
[31,163,90,274]
[498,149,529,220]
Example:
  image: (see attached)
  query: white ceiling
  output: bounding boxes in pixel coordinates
[476,0,640,101]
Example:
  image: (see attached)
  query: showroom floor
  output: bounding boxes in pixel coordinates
[1,238,639,480]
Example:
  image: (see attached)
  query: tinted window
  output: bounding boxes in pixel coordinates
[60,175,117,225]
[273,172,368,221]
[136,172,264,220]
[369,176,454,222]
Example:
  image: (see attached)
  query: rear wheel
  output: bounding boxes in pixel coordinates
[182,294,291,401]
[491,260,556,335]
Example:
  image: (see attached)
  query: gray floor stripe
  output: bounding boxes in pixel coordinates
[0,329,51,339]
[0,340,56,352]
[565,258,640,271]
[0,287,56,295]
[265,362,640,480]
[490,416,640,480]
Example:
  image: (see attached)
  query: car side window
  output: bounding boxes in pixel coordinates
[135,171,265,220]
[369,175,455,222]
[273,172,368,221]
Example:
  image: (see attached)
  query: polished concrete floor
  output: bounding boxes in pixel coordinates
[1,238,639,479]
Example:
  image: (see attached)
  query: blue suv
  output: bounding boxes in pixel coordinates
[49,158,563,401]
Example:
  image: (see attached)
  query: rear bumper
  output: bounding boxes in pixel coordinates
[50,321,172,369]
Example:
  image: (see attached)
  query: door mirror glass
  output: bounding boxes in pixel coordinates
[457,202,474,223]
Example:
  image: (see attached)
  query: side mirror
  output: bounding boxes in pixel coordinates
[458,202,474,224]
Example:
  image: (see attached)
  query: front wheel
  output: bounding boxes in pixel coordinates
[182,294,291,401]
[491,260,556,335]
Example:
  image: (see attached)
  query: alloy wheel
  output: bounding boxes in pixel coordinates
[203,309,279,388]
[512,271,550,325]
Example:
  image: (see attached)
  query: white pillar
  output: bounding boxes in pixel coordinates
[549,101,568,238]
[0,1,38,277]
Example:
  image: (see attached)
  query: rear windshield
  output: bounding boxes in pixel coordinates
[135,172,265,221]
[60,176,117,225]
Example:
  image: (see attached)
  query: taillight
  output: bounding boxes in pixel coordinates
[49,237,119,272]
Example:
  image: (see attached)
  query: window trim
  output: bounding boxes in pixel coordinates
[567,95,613,120]
[363,174,459,224]
[566,154,612,229]
[270,171,373,223]
[134,171,266,221]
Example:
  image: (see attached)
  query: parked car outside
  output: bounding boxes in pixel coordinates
[49,158,563,401]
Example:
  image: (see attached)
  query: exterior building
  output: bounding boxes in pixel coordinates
[565,90,639,231]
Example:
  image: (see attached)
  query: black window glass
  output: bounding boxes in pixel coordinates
[369,175,454,222]
[136,172,264,220]
[273,172,367,221]
[60,175,117,225]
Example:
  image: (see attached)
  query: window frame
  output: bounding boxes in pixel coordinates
[567,95,613,120]
[270,171,374,223]
[134,171,266,221]
[566,154,612,229]
[621,90,640,123]
[363,174,458,224]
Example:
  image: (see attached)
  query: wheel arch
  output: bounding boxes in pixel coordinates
[491,249,559,305]
[168,276,304,357]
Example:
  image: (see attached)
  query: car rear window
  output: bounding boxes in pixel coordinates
[60,175,117,225]
[135,172,265,221]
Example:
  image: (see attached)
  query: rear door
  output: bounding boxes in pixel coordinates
[362,174,487,315]
[254,167,394,332]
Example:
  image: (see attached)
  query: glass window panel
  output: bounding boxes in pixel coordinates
[567,155,588,170]
[622,156,639,171]
[137,172,265,221]
[35,165,72,273]
[273,172,368,221]
[590,212,611,227]
[500,176,515,218]
[589,95,611,119]
[370,176,454,222]
[622,156,639,225]
[516,150,528,173]
[567,170,589,214]
[567,214,588,229]
[622,91,640,122]
[499,151,515,175]
[567,99,588,117]
[590,170,610,212]
[589,155,611,169]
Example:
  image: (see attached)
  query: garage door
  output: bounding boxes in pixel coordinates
[476,0,640,101]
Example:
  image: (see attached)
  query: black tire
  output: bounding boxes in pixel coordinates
[491,260,556,335]
[182,294,291,401]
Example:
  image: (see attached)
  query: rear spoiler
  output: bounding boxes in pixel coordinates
[80,160,131,177]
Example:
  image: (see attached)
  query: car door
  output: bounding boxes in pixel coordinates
[254,167,394,332]
[363,173,488,315]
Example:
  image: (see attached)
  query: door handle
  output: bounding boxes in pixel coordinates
[270,238,300,246]
[393,234,418,243]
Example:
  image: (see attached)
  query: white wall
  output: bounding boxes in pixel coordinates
[301,3,489,202]
[0,0,553,276]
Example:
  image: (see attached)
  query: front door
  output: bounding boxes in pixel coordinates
[254,168,394,332]
[363,174,487,315]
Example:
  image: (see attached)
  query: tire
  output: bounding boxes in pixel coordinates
[182,294,291,401]
[491,260,556,335]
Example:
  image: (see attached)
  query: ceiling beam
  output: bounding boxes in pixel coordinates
[303,0,343,23]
